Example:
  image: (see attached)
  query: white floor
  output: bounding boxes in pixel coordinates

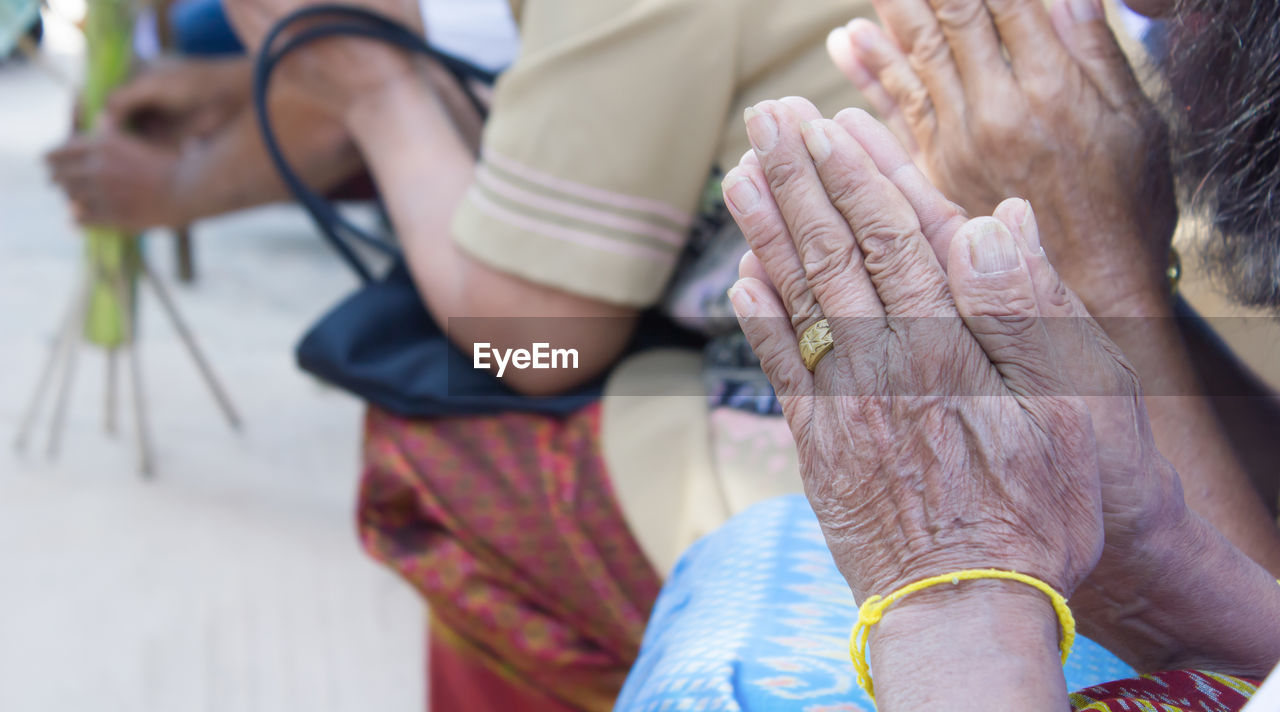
[0,41,424,712]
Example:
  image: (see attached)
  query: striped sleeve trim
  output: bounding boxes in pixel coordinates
[466,186,679,266]
[482,148,694,232]
[468,154,692,264]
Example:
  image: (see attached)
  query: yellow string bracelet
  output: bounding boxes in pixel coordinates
[848,569,1076,703]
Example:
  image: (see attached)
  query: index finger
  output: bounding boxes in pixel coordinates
[986,0,1075,84]
[867,0,966,121]
[802,118,955,319]
[832,108,969,267]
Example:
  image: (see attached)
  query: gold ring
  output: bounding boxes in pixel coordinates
[799,318,834,372]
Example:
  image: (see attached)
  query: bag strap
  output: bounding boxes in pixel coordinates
[252,4,496,282]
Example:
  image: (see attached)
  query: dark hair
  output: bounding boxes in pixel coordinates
[1163,0,1280,308]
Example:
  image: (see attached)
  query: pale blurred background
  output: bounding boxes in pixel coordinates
[0,8,423,711]
[2,5,1279,712]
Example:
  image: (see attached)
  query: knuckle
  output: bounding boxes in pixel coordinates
[855,214,920,265]
[757,335,804,393]
[971,106,1027,148]
[963,286,1038,320]
[801,236,858,290]
[908,30,953,75]
[982,0,1019,14]
[1021,74,1068,109]
[932,0,988,31]
[898,85,935,127]
[763,155,808,194]
[822,174,869,218]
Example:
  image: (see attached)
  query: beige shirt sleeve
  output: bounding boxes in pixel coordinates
[452,0,738,307]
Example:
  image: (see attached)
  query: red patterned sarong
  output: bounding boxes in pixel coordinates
[1070,670,1260,711]
[357,404,660,712]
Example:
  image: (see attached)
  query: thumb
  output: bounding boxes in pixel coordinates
[947,216,1072,400]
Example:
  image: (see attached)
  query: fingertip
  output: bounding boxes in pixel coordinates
[832,107,879,139]
[738,249,768,283]
[845,17,878,34]
[1048,0,1073,38]
[846,18,887,57]
[800,120,834,164]
[730,276,786,320]
[728,280,758,319]
[826,26,855,73]
[745,101,784,153]
[992,198,1044,256]
[778,96,822,122]
[722,168,762,215]
[947,218,1048,335]
[952,217,1028,280]
[832,107,910,167]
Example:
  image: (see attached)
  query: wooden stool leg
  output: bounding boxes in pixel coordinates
[175,227,196,283]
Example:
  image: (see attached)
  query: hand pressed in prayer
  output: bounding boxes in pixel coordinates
[826,0,1178,317]
[722,97,1108,602]
[723,97,1191,631]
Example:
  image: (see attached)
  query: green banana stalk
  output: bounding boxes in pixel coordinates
[80,0,138,348]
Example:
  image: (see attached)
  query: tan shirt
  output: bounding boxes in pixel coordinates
[452,0,876,306]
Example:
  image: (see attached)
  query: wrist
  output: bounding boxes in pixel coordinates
[868,580,1068,711]
[1052,217,1176,318]
[1074,506,1280,675]
[874,578,1060,646]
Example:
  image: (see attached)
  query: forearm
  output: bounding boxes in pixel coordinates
[1074,509,1280,677]
[1176,296,1280,515]
[869,582,1069,712]
[343,76,635,393]
[1095,296,1280,576]
[176,90,361,220]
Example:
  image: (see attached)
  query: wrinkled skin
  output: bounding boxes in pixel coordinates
[723,96,1189,614]
[722,97,1117,600]
[827,0,1178,316]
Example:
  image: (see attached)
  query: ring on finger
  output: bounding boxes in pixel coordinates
[799,318,834,372]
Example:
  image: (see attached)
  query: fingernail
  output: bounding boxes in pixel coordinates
[969,220,1020,274]
[1019,200,1043,254]
[728,285,757,317]
[801,121,832,163]
[723,173,761,213]
[744,106,779,153]
[1068,0,1101,22]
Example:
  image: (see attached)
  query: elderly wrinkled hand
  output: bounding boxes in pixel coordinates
[102,58,252,142]
[45,127,190,230]
[827,0,1177,316]
[721,97,1118,602]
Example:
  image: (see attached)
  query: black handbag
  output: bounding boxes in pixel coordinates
[253,6,699,417]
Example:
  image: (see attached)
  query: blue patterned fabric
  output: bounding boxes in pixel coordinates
[616,495,1134,711]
